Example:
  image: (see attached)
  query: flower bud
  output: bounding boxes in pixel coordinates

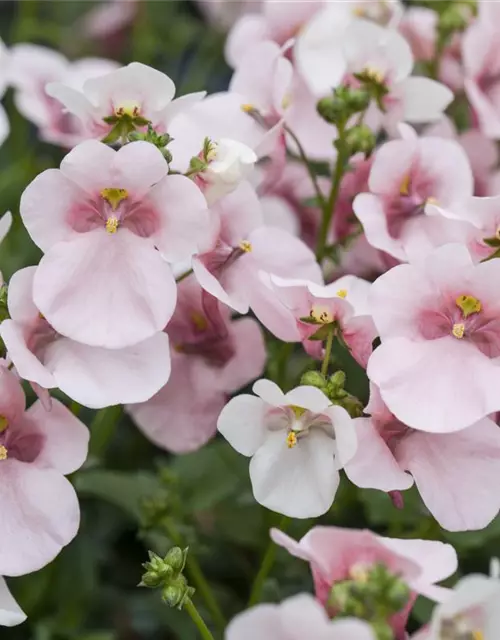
[371,620,394,640]
[317,96,346,125]
[161,575,195,609]
[300,370,327,389]
[164,546,186,573]
[343,124,376,157]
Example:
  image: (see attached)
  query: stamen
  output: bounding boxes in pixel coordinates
[281,94,292,110]
[0,416,8,433]
[114,101,141,118]
[286,431,297,448]
[363,65,385,84]
[191,312,208,331]
[241,104,255,114]
[101,188,129,211]
[336,289,348,299]
[0,445,7,461]
[310,305,334,324]
[399,174,411,196]
[105,216,119,234]
[456,294,482,318]
[452,323,465,339]
[349,563,369,583]
[426,196,439,206]
[239,240,252,253]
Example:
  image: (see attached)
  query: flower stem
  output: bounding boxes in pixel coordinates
[321,327,335,377]
[284,125,326,210]
[248,515,290,607]
[184,599,216,640]
[164,521,226,631]
[89,405,122,458]
[316,125,349,262]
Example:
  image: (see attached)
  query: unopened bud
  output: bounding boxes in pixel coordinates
[165,547,186,573]
[317,96,346,125]
[300,371,327,389]
[343,124,376,157]
[161,575,195,609]
[371,620,394,640]
[386,579,411,612]
[345,89,371,112]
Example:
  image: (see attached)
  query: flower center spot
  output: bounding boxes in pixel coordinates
[399,174,411,197]
[310,305,334,324]
[452,323,465,339]
[101,188,129,211]
[0,415,8,434]
[456,294,482,318]
[239,240,252,253]
[286,431,297,449]
[337,289,347,299]
[0,445,8,460]
[114,101,141,119]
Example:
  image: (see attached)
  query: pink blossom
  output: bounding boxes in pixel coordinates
[353,128,474,261]
[463,3,500,139]
[8,44,118,147]
[345,384,500,531]
[20,140,209,349]
[198,0,261,31]
[46,62,205,144]
[218,380,357,518]
[192,181,321,329]
[271,525,457,638]
[0,267,171,409]
[225,0,323,68]
[0,38,9,146]
[0,366,88,576]
[81,0,137,41]
[127,277,266,453]
[0,577,26,627]
[268,275,376,368]
[367,243,500,433]
[225,593,375,640]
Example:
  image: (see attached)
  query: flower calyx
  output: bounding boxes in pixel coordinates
[140,547,195,609]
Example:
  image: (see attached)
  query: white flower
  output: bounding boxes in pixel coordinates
[416,574,500,640]
[203,138,257,205]
[0,577,26,627]
[226,593,375,640]
[217,379,357,518]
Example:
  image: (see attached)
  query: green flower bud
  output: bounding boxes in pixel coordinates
[300,371,327,389]
[161,575,195,609]
[345,89,371,112]
[328,370,346,390]
[385,579,411,612]
[371,620,394,640]
[164,547,186,573]
[317,96,346,125]
[344,124,376,157]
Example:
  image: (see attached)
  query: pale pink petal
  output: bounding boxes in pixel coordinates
[192,256,249,314]
[217,318,266,394]
[397,77,453,123]
[33,229,177,349]
[343,315,377,368]
[368,138,416,195]
[225,603,285,640]
[20,169,86,251]
[326,405,358,468]
[248,272,301,342]
[162,91,207,129]
[43,333,171,409]
[148,174,210,262]
[59,140,115,192]
[45,83,97,125]
[225,15,269,69]
[217,394,267,456]
[395,418,500,531]
[253,378,287,406]
[217,181,264,245]
[0,211,11,246]
[353,193,407,261]
[0,461,80,576]
[345,417,414,491]
[24,398,89,474]
[284,385,331,413]
[0,366,25,423]
[0,577,26,627]
[6,266,38,325]
[111,141,169,196]
[464,78,500,140]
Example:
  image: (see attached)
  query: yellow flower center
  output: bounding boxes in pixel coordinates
[363,65,385,84]
[191,312,208,331]
[310,305,334,324]
[240,103,255,114]
[337,289,348,299]
[290,405,306,419]
[0,445,8,461]
[105,216,119,234]
[452,323,465,339]
[239,240,253,253]
[399,174,411,196]
[0,415,8,434]
[114,101,141,118]
[456,294,482,318]
[286,431,298,449]
[101,188,129,211]
[281,94,292,110]
[472,631,484,640]
[349,563,370,583]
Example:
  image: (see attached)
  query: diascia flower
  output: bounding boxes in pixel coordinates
[127,277,266,453]
[272,525,457,639]
[20,140,209,349]
[0,577,26,627]
[345,385,500,532]
[0,366,89,576]
[368,243,500,432]
[217,379,357,518]
[0,267,172,409]
[225,593,375,640]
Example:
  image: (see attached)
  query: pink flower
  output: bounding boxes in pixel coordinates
[268,275,377,368]
[0,366,89,576]
[45,62,205,144]
[8,44,118,147]
[367,243,500,433]
[192,181,321,327]
[1,267,171,409]
[225,593,375,640]
[463,3,500,139]
[81,0,137,41]
[0,38,10,147]
[345,384,500,531]
[126,277,266,453]
[0,577,26,627]
[20,140,209,349]
[225,0,323,68]
[218,380,357,518]
[354,128,474,261]
[271,525,457,639]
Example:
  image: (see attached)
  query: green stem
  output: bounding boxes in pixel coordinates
[316,125,349,262]
[248,515,290,607]
[164,521,226,631]
[184,599,215,640]
[284,125,326,210]
[89,405,122,458]
[70,401,82,417]
[321,327,335,377]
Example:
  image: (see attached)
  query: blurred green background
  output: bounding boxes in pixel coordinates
[0,2,498,639]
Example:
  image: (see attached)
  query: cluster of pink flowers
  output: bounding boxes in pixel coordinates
[2,0,500,636]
